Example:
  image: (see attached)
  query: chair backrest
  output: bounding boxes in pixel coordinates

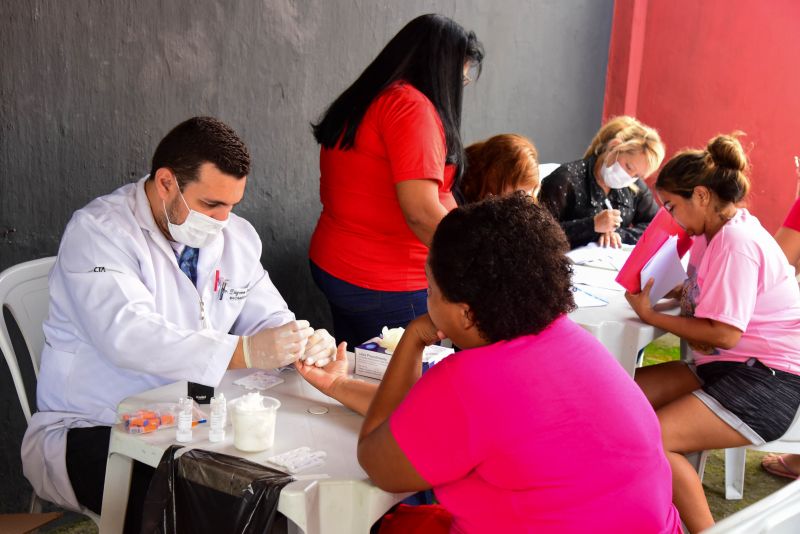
[703,479,800,533]
[538,163,562,182]
[0,257,56,423]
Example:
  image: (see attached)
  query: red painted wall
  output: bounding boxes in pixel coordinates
[604,0,800,232]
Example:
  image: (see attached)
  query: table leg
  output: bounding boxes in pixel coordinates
[287,518,307,534]
[99,451,133,534]
[318,482,407,534]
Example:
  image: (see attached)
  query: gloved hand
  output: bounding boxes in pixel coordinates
[242,320,314,369]
[300,329,336,367]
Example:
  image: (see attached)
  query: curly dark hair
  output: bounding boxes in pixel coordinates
[429,192,575,343]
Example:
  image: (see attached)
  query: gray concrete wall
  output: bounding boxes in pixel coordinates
[0,0,613,511]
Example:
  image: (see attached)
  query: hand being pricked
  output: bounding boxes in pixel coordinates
[625,277,655,323]
[295,342,349,397]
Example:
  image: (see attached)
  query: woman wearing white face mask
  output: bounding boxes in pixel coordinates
[540,116,665,249]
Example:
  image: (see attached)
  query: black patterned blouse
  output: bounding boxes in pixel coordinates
[539,156,659,249]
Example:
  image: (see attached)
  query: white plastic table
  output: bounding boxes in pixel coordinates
[568,263,674,376]
[99,363,409,534]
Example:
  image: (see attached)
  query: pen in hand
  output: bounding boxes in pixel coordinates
[604,198,621,228]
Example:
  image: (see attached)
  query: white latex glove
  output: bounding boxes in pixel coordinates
[242,320,314,369]
[300,329,336,367]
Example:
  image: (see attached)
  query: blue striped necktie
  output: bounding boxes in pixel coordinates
[177,246,199,286]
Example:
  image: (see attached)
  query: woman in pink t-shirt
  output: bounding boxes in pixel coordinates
[626,134,800,533]
[299,194,681,533]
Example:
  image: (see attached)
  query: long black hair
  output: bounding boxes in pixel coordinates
[312,14,484,176]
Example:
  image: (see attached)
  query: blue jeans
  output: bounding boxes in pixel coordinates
[311,261,435,508]
[309,261,428,349]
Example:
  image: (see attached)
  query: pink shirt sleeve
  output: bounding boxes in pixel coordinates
[694,249,759,331]
[389,364,480,486]
[377,86,447,185]
[783,198,800,231]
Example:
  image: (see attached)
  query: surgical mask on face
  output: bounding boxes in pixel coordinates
[601,159,636,189]
[163,181,228,248]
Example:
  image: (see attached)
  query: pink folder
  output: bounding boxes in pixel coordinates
[615,208,693,293]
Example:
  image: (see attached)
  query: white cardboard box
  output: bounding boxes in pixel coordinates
[354,338,454,380]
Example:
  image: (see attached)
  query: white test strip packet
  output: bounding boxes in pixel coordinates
[233,371,285,391]
[267,446,327,474]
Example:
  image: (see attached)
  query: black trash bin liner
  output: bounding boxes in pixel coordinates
[140,445,294,534]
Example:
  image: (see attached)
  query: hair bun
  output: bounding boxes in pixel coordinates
[706,133,747,172]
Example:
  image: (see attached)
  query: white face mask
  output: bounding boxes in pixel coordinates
[163,181,228,248]
[601,160,637,189]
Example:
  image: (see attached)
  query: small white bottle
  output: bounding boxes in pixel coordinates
[176,396,193,443]
[208,393,226,443]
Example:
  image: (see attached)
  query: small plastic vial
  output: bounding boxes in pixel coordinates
[176,396,193,443]
[208,393,226,443]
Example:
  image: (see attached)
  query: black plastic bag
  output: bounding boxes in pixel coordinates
[141,445,293,534]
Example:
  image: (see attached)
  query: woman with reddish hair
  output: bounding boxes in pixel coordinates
[460,134,540,202]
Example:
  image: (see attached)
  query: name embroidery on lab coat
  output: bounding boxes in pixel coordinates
[225,286,249,301]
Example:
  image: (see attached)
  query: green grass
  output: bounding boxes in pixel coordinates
[642,333,682,366]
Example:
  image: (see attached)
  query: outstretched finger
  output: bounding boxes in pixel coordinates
[313,357,331,368]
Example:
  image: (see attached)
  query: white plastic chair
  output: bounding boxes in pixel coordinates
[538,162,561,181]
[702,479,800,533]
[0,257,100,525]
[0,257,55,422]
[679,335,800,501]
[721,410,800,500]
[717,276,800,499]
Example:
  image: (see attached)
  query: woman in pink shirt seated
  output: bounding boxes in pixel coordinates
[626,134,800,533]
[299,194,681,533]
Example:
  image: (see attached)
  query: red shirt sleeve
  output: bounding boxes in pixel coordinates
[783,198,800,231]
[375,85,448,185]
[389,362,480,486]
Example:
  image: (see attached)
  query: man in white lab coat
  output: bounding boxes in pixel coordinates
[21,116,335,523]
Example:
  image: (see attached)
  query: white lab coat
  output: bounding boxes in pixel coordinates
[21,177,294,510]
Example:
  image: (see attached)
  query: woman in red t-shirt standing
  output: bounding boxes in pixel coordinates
[309,14,484,348]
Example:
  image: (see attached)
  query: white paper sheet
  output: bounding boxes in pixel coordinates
[640,235,687,302]
[566,243,632,271]
[572,266,625,291]
[571,285,608,307]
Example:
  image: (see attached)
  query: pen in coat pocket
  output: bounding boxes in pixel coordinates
[218,280,227,300]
